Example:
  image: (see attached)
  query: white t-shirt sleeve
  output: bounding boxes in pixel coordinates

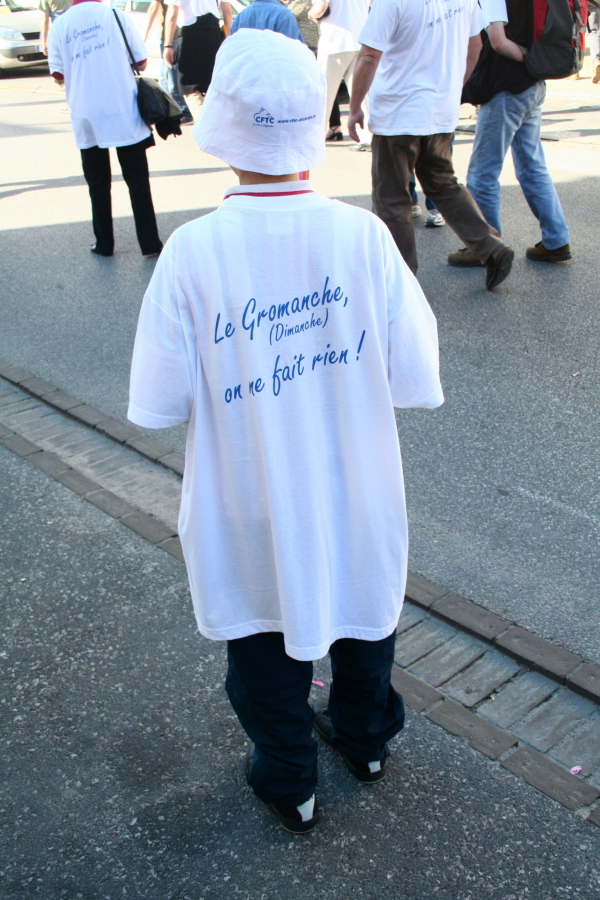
[117,9,149,62]
[128,242,196,428]
[47,24,63,74]
[381,226,444,409]
[469,0,486,36]
[480,0,508,26]
[358,0,400,51]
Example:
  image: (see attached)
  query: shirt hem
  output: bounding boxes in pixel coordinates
[127,404,190,428]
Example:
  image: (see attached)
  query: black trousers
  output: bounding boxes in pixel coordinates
[226,631,405,808]
[80,139,162,256]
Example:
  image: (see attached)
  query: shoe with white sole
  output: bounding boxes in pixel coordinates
[244,744,320,834]
[411,204,422,218]
[350,141,372,151]
[425,210,445,227]
[312,699,388,784]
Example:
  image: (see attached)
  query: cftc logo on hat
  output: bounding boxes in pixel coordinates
[253,108,275,128]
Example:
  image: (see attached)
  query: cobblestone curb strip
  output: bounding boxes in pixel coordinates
[1,361,599,828]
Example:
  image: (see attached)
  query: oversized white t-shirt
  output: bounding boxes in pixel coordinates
[48,1,151,150]
[169,0,221,27]
[359,0,485,136]
[128,182,443,661]
[318,0,370,57]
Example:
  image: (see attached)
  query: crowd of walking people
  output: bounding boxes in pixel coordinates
[40,0,591,836]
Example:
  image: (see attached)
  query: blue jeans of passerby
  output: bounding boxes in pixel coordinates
[225,630,405,807]
[159,41,191,119]
[467,81,569,249]
[409,175,436,211]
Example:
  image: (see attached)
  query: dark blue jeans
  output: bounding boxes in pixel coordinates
[226,630,404,807]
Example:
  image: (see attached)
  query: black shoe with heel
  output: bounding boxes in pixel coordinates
[312,699,388,784]
[244,744,320,834]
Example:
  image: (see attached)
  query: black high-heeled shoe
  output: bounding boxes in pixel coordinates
[326,129,343,142]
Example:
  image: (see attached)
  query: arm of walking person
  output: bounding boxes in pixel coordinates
[144,0,161,43]
[347,44,382,142]
[220,1,232,32]
[163,3,179,66]
[463,33,482,84]
[41,10,51,56]
[486,20,526,62]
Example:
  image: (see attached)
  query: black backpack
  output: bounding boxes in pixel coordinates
[524,0,588,80]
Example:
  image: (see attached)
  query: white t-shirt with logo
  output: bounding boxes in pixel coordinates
[318,0,370,57]
[128,182,443,662]
[359,0,485,136]
[48,2,151,150]
[169,0,221,27]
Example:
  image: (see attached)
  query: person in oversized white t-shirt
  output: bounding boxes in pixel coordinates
[346,0,513,287]
[129,28,443,835]
[48,0,163,257]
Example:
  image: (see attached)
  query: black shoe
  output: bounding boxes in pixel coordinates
[90,244,113,257]
[485,246,514,290]
[143,242,163,259]
[312,699,388,784]
[244,744,320,834]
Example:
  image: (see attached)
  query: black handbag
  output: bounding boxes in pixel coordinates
[112,9,182,139]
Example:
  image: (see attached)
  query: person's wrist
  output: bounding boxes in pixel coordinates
[164,44,173,47]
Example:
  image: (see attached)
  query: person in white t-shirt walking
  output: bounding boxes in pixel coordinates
[162,0,232,122]
[48,0,162,257]
[309,0,371,146]
[128,29,443,834]
[347,0,514,289]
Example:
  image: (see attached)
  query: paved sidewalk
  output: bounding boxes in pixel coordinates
[1,443,600,900]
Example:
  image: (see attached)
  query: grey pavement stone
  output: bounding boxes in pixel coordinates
[158,536,185,563]
[0,433,41,457]
[0,380,19,398]
[502,746,600,812]
[569,662,600,704]
[409,632,487,687]
[551,714,600,777]
[19,375,60,397]
[17,414,77,440]
[444,651,520,707]
[70,403,111,427]
[513,690,597,753]
[120,511,177,544]
[589,806,600,827]
[100,465,181,532]
[64,442,131,470]
[390,666,442,712]
[433,593,512,640]
[45,390,84,412]
[126,434,175,461]
[478,671,558,729]
[0,361,31,383]
[0,394,36,412]
[55,469,101,497]
[47,432,104,459]
[427,699,517,760]
[69,450,139,479]
[85,489,138,520]
[396,601,427,634]
[96,417,141,444]
[405,571,448,608]
[159,451,185,476]
[394,619,455,668]
[27,450,71,478]
[0,423,13,439]
[0,404,52,427]
[496,626,583,679]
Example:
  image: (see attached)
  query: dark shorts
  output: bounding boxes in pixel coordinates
[179,13,224,94]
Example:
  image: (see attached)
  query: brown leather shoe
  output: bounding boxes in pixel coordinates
[447,247,485,267]
[486,246,514,290]
[525,241,572,262]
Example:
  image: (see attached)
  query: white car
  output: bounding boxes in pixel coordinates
[0,0,47,75]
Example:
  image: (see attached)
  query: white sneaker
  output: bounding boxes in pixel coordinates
[425,210,445,227]
[411,204,422,218]
[350,141,372,152]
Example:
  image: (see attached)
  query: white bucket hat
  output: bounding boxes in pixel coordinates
[194,28,327,175]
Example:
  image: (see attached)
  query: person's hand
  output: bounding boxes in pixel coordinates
[347,107,364,142]
[163,46,175,67]
[41,40,48,57]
